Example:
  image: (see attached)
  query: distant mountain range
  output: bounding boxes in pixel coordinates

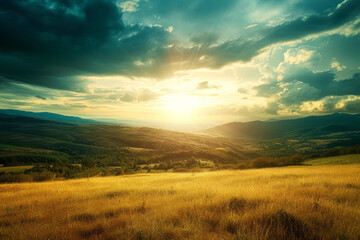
[0,109,97,124]
[1,109,360,143]
[204,113,360,140]
[0,110,359,163]
[0,111,259,166]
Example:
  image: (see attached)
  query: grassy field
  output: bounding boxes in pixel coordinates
[1,165,360,240]
[304,154,360,165]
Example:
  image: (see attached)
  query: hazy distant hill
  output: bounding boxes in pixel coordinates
[0,109,97,124]
[204,113,360,140]
[0,113,260,166]
[1,111,359,168]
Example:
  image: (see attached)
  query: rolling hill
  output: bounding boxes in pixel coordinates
[303,154,360,165]
[204,113,360,140]
[1,111,360,169]
[0,113,259,166]
[0,109,97,124]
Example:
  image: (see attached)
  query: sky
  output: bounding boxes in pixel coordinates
[0,0,360,130]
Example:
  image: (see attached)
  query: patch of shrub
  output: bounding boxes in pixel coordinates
[32,171,55,182]
[0,173,33,183]
[250,157,281,168]
[261,209,316,240]
[320,148,342,157]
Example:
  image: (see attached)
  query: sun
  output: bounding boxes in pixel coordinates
[162,93,199,114]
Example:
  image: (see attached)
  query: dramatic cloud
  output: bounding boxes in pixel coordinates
[1,0,359,124]
[0,0,172,90]
[255,68,360,111]
[341,99,360,113]
[200,0,360,68]
[1,0,359,92]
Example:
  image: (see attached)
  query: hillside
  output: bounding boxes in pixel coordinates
[204,113,360,141]
[0,109,97,124]
[303,154,360,165]
[0,113,259,168]
[2,111,360,170]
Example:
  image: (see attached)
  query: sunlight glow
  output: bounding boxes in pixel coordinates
[162,93,199,114]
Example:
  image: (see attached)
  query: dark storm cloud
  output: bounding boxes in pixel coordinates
[136,0,238,20]
[0,0,171,91]
[255,69,360,106]
[0,79,53,99]
[322,97,343,112]
[315,34,360,71]
[303,96,360,114]
[257,0,343,14]
[202,0,360,68]
[281,70,360,99]
[0,0,124,53]
[259,0,360,44]
[282,68,334,89]
[0,0,359,92]
[165,0,360,70]
[341,99,360,113]
[330,73,360,96]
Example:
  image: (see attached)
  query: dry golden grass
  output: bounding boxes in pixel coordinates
[1,165,360,240]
